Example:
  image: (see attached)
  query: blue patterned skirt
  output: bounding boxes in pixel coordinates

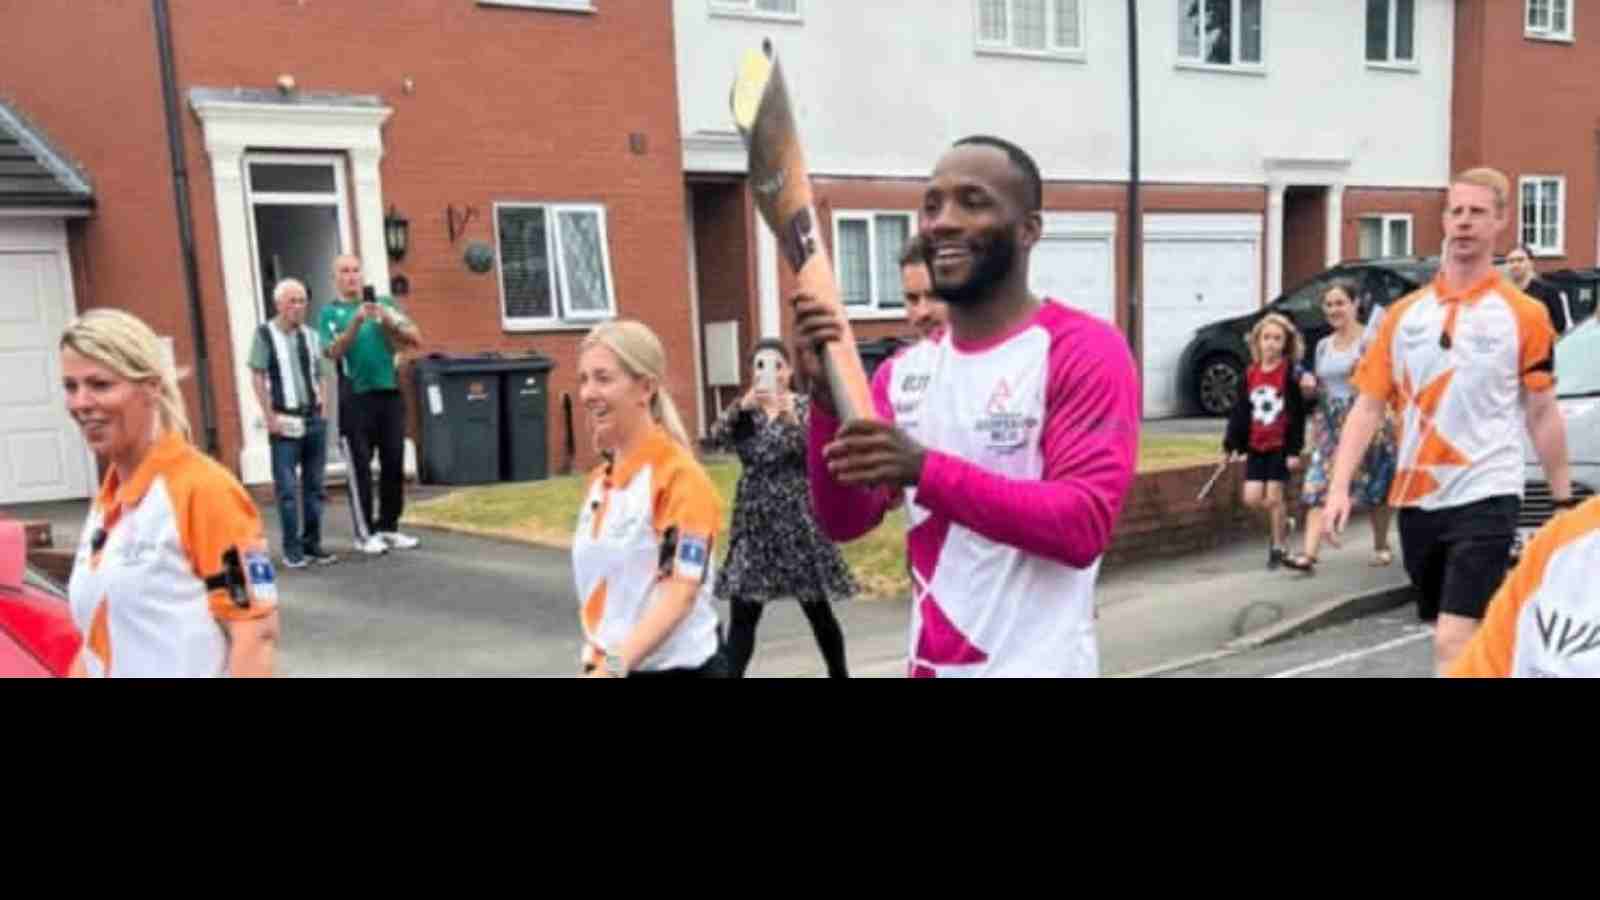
[1301,394,1398,509]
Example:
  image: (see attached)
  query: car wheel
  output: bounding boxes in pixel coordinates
[1196,354,1244,416]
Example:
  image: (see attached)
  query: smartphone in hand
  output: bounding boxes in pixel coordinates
[360,285,382,320]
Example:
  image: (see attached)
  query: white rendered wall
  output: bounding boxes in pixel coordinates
[674,1,1453,190]
[674,0,1129,180]
[1138,0,1454,188]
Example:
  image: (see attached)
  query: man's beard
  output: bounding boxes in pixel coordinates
[930,227,1017,308]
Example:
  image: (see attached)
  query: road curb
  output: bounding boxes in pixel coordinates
[398,518,573,551]
[1221,580,1416,651]
[1120,579,1416,677]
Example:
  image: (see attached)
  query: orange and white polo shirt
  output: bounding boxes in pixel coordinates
[1352,271,1556,510]
[68,433,278,677]
[570,425,722,672]
[1449,499,1600,677]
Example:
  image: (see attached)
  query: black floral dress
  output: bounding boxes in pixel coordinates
[708,394,857,605]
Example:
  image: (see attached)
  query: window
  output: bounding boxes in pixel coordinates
[477,0,596,11]
[495,203,617,328]
[1178,0,1262,66]
[976,0,1084,57]
[1357,214,1413,258]
[832,211,912,315]
[1519,176,1565,255]
[1365,0,1415,65]
[1526,0,1573,40]
[710,0,800,21]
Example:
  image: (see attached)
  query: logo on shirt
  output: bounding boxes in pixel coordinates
[1533,605,1600,661]
[895,371,932,420]
[1461,323,1504,356]
[117,538,161,565]
[973,377,1038,452]
[604,498,645,540]
[986,378,1013,415]
[1250,384,1284,426]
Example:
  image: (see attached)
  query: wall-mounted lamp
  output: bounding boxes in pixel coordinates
[447,204,478,244]
[384,204,409,262]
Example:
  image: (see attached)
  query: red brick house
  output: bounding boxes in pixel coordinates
[0,0,693,503]
[1454,0,1598,272]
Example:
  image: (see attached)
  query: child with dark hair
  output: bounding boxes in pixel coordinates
[1223,312,1310,570]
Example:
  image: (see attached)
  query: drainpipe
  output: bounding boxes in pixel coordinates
[153,0,220,456]
[1125,0,1142,364]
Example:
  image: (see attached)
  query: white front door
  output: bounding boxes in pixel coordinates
[1032,212,1117,325]
[1142,214,1262,417]
[239,153,353,484]
[0,218,93,503]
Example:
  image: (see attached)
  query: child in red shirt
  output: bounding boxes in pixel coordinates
[1223,313,1309,570]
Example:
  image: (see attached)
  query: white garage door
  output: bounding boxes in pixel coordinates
[1031,212,1116,325]
[1142,214,1261,418]
[0,219,93,504]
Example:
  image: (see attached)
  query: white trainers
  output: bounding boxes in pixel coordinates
[376,531,420,550]
[355,535,389,556]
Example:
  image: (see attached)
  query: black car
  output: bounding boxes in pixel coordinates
[1178,257,1441,416]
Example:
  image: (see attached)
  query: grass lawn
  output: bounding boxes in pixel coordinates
[403,429,1220,600]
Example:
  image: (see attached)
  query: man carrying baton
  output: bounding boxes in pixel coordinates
[795,136,1141,677]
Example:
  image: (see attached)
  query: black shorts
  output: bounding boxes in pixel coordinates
[1398,495,1519,622]
[1245,450,1290,483]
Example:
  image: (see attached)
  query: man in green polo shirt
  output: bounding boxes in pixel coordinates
[318,253,423,555]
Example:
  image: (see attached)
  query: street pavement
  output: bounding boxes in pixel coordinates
[4,470,1429,677]
[1157,609,1436,677]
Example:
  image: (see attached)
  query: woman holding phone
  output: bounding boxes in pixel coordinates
[708,338,857,677]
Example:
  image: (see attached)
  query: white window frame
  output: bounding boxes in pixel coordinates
[241,152,354,326]
[709,0,802,24]
[1519,175,1566,257]
[477,0,596,12]
[1366,0,1418,69]
[831,210,914,320]
[1176,0,1265,73]
[1525,0,1574,42]
[494,201,618,331]
[974,0,1087,62]
[1357,213,1413,258]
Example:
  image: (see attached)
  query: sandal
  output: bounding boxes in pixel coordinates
[1283,553,1317,574]
[1371,548,1394,567]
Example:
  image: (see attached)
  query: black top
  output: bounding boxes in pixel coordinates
[1523,277,1569,334]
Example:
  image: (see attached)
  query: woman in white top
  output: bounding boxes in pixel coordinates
[569,320,729,678]
[61,309,279,677]
[1285,282,1399,574]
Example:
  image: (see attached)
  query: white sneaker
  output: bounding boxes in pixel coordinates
[356,535,389,556]
[376,531,420,550]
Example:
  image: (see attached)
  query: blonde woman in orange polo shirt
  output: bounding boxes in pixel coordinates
[60,310,280,677]
[570,320,729,678]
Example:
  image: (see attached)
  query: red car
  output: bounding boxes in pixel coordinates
[0,520,79,677]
